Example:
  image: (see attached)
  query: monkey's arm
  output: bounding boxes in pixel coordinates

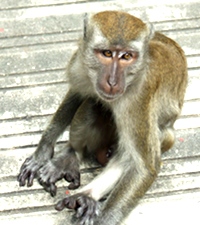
[18,90,83,187]
[97,153,159,224]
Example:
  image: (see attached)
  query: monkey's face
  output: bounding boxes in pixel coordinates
[94,48,138,101]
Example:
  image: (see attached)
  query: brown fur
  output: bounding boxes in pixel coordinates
[93,11,146,43]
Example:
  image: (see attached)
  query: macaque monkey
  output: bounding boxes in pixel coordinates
[18,11,188,225]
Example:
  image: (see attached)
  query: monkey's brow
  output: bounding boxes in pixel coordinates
[93,45,110,51]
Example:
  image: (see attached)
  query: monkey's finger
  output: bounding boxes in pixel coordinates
[17,174,25,186]
[27,172,35,187]
[64,173,80,190]
[64,173,73,182]
[18,170,30,186]
[55,197,71,211]
[76,196,98,221]
[75,204,87,218]
[37,177,44,186]
[50,183,57,197]
[55,200,66,211]
[45,177,57,196]
[68,180,80,190]
[75,197,89,218]
[37,178,56,196]
[38,178,49,190]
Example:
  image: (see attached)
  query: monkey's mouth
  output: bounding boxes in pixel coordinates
[97,88,123,102]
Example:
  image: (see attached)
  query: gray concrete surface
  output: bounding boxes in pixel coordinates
[0,0,200,224]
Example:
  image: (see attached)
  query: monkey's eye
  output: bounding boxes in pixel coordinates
[122,53,133,60]
[102,50,112,58]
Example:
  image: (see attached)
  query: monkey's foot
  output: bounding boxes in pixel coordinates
[37,160,80,197]
[17,156,41,187]
[55,194,100,225]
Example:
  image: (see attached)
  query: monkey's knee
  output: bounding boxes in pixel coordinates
[161,128,175,153]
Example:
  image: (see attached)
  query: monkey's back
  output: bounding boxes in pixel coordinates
[148,32,188,125]
[149,32,187,100]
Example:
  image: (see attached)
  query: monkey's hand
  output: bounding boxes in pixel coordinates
[17,143,54,187]
[17,156,42,187]
[55,193,100,225]
[37,160,80,197]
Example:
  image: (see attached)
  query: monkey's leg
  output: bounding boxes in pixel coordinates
[17,91,83,187]
[37,144,80,197]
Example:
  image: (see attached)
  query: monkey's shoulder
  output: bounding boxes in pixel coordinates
[152,32,177,46]
[150,32,185,57]
[147,32,187,90]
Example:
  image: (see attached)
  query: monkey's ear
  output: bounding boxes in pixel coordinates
[83,13,88,40]
[146,22,155,40]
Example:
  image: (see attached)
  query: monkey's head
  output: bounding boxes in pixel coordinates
[82,11,154,102]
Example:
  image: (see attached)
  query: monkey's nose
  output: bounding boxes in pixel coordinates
[104,80,121,96]
[107,76,117,87]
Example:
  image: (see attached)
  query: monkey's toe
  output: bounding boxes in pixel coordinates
[38,177,57,197]
[64,171,80,190]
